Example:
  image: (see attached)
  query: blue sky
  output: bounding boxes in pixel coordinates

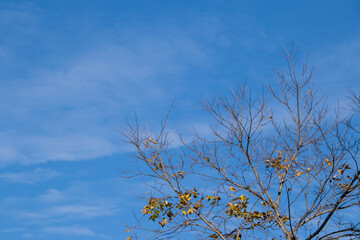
[0,1,359,239]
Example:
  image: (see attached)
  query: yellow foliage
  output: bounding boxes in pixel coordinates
[159,218,168,227]
[194,200,203,209]
[177,170,184,179]
[187,207,194,215]
[206,195,221,206]
[326,159,333,167]
[179,193,191,202]
[240,195,247,202]
[296,170,304,176]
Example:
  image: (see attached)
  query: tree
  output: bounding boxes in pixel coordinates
[120,47,360,240]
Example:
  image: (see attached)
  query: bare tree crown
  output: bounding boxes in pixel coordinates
[120,47,360,240]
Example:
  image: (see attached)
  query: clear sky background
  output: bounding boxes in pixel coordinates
[0,1,359,239]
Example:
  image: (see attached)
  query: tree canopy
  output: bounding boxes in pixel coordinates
[120,47,360,240]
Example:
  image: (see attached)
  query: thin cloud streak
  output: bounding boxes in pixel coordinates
[0,168,59,184]
[0,31,208,166]
[42,226,96,236]
[39,189,64,202]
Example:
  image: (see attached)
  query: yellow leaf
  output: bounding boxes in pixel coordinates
[230,186,236,192]
[296,170,304,176]
[308,90,311,94]
[159,218,168,227]
[240,195,246,202]
[187,208,194,214]
[205,157,210,162]
[125,229,130,232]
[326,159,333,167]
[182,210,187,215]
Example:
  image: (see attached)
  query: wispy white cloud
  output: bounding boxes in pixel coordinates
[2,227,25,233]
[50,203,116,218]
[23,135,117,164]
[22,232,33,238]
[11,200,118,222]
[0,27,208,166]
[0,168,59,184]
[0,146,23,166]
[42,226,96,236]
[0,2,42,74]
[41,225,112,239]
[0,2,40,26]
[39,189,64,202]
[312,36,360,103]
[0,178,128,226]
